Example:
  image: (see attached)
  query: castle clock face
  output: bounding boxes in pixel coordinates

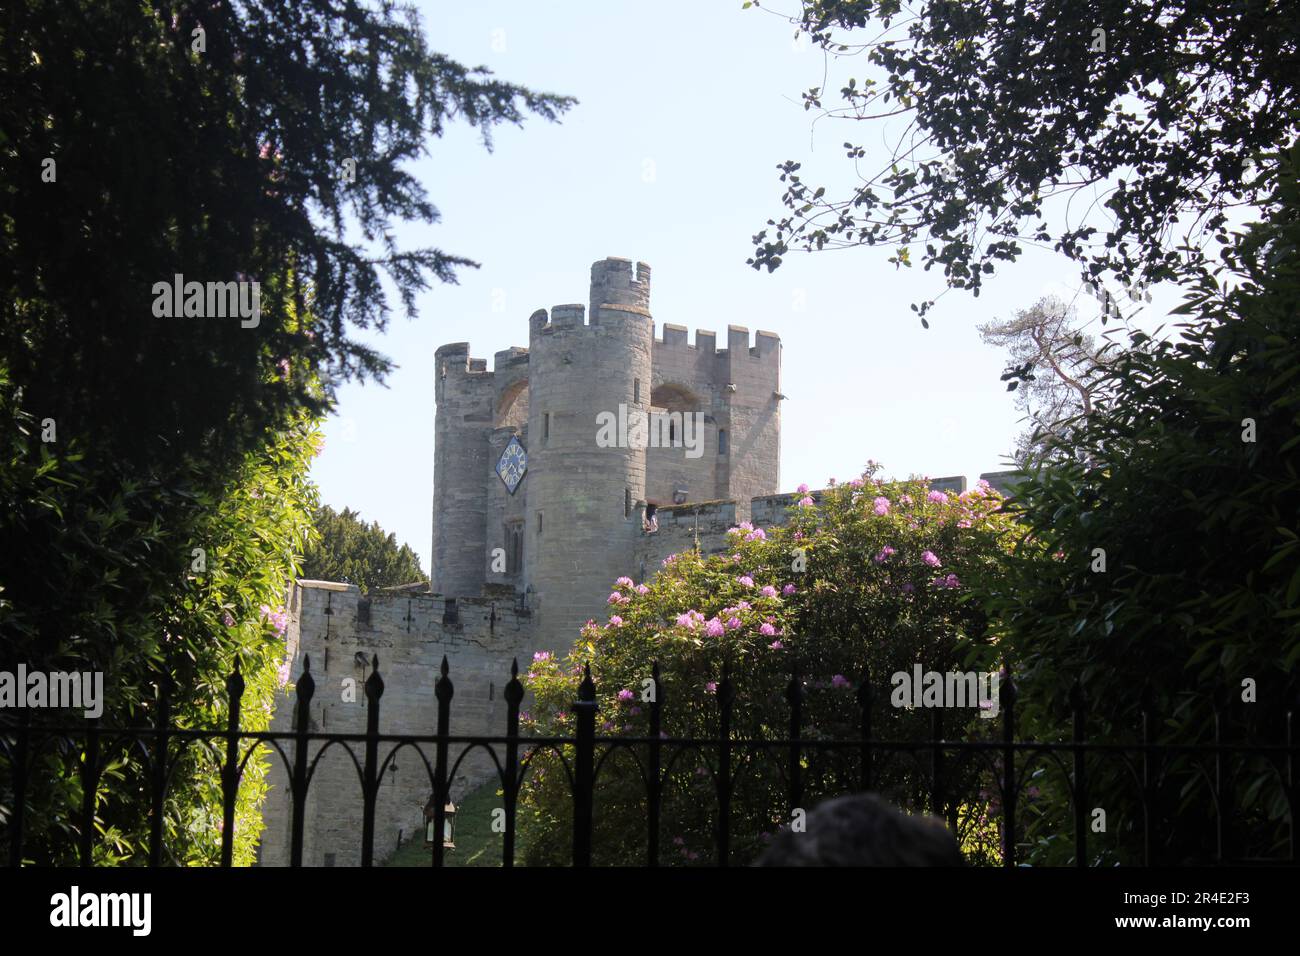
[496,436,528,495]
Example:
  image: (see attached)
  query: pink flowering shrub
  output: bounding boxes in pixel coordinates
[520,463,1018,866]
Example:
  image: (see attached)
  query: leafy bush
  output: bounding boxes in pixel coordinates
[970,150,1300,865]
[0,369,320,865]
[519,466,1019,865]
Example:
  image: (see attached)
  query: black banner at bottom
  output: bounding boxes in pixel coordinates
[0,865,1289,942]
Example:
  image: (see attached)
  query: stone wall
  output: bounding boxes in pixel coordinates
[648,322,781,517]
[257,581,537,867]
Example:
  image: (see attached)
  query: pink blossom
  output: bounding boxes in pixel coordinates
[532,651,552,662]
[922,550,941,567]
[737,575,754,587]
[830,674,851,689]
[636,584,650,595]
[744,528,767,541]
[927,490,948,504]
[848,479,864,489]
[706,682,718,693]
[873,496,890,516]
[797,483,809,494]
[222,612,235,627]
[607,591,630,604]
[760,585,778,598]
[616,576,635,588]
[760,622,777,636]
[618,688,635,701]
[608,615,624,627]
[873,546,896,564]
[677,610,703,630]
[782,583,797,596]
[899,494,913,505]
[259,604,288,637]
[705,618,725,637]
[798,496,815,507]
[726,616,742,630]
[769,640,783,650]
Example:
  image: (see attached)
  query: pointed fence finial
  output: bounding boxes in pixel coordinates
[578,663,596,702]
[856,668,873,708]
[1069,677,1086,712]
[505,659,524,706]
[365,656,385,700]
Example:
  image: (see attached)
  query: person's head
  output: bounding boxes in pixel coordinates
[753,793,964,867]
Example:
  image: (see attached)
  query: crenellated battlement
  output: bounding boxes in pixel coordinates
[589,256,651,318]
[654,322,781,360]
[528,301,653,342]
[435,342,495,379]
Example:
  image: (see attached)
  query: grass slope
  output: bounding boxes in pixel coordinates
[385,781,523,867]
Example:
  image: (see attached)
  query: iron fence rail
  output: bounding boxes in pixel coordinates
[2,655,1297,868]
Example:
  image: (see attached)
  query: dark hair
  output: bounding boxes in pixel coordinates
[753,793,965,867]
[645,503,657,517]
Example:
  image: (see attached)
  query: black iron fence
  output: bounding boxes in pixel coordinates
[2,655,1297,867]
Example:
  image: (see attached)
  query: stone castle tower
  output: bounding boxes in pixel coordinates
[430,256,782,651]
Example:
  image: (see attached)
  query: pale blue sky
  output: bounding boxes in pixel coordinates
[310,1,1181,573]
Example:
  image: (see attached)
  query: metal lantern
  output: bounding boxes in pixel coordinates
[423,794,456,849]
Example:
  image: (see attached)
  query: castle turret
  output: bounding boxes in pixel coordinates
[431,343,493,597]
[524,258,654,649]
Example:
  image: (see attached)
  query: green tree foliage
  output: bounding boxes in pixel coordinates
[978,296,1110,463]
[0,1,568,863]
[520,468,1018,865]
[0,0,574,474]
[969,152,1300,865]
[748,0,1298,320]
[301,505,426,592]
[0,366,320,864]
